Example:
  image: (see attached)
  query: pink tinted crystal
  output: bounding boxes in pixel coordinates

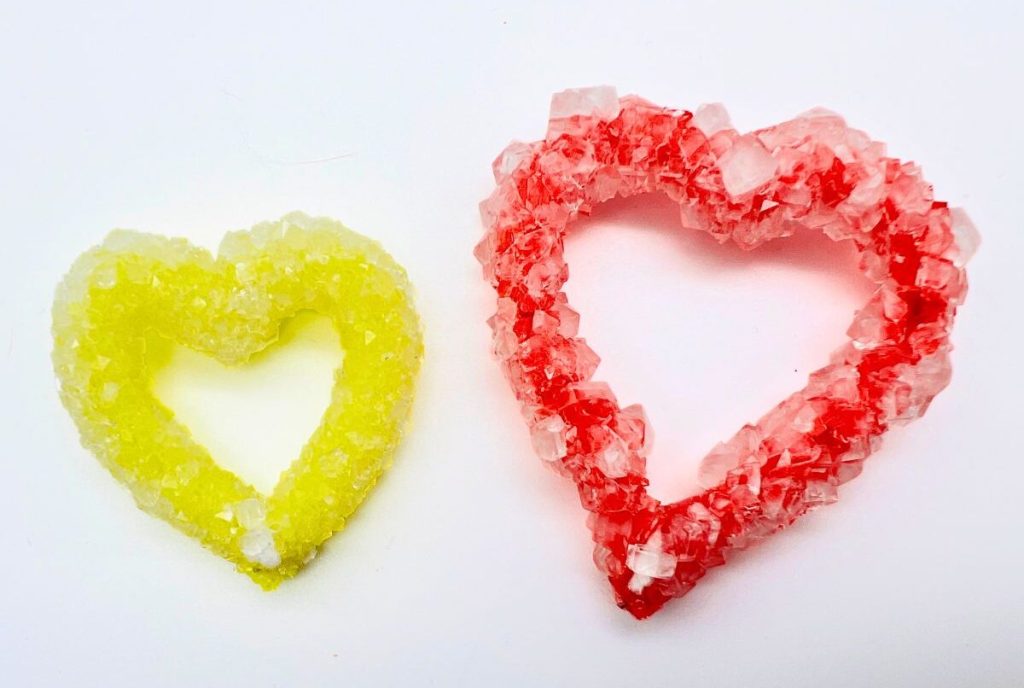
[549,86,621,129]
[717,136,779,198]
[692,103,733,137]
[947,207,981,267]
[477,91,973,619]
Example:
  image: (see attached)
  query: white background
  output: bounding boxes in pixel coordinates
[2,2,1022,686]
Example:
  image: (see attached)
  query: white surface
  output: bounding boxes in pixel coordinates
[2,2,1022,686]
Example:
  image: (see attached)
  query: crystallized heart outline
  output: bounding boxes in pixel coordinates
[53,212,423,588]
[476,87,977,618]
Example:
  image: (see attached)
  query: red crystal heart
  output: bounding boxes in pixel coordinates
[475,87,976,619]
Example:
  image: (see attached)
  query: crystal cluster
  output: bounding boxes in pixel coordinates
[53,212,423,588]
[476,88,976,619]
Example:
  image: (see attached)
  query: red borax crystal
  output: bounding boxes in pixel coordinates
[476,87,977,619]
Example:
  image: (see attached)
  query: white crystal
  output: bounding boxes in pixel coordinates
[549,86,621,122]
[626,531,676,580]
[621,404,653,458]
[240,526,281,568]
[791,403,817,433]
[100,381,120,403]
[686,502,721,547]
[798,106,845,122]
[948,207,980,267]
[803,480,838,507]
[627,573,653,594]
[492,141,533,182]
[884,349,953,423]
[692,103,733,137]
[698,425,763,488]
[718,137,778,198]
[845,170,885,210]
[848,302,887,350]
[740,459,762,497]
[530,415,568,462]
[597,434,630,478]
[698,445,735,488]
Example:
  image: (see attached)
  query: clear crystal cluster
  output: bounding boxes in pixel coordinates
[53,212,423,587]
[475,88,976,619]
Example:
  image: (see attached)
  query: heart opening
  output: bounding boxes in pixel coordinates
[564,193,874,503]
[151,311,344,495]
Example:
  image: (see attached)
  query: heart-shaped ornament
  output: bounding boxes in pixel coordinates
[53,212,423,588]
[476,88,977,618]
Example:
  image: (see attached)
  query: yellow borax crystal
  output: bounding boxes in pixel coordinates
[52,212,423,588]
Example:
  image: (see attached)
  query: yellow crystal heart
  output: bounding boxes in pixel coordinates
[52,212,423,588]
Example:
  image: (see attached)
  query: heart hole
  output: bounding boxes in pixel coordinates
[564,193,874,503]
[151,311,344,495]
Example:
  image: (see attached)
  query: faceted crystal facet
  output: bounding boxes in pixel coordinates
[549,86,622,122]
[718,136,779,198]
[692,103,734,137]
[948,207,981,267]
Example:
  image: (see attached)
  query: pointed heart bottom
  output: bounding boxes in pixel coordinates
[53,212,423,588]
[475,88,977,619]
